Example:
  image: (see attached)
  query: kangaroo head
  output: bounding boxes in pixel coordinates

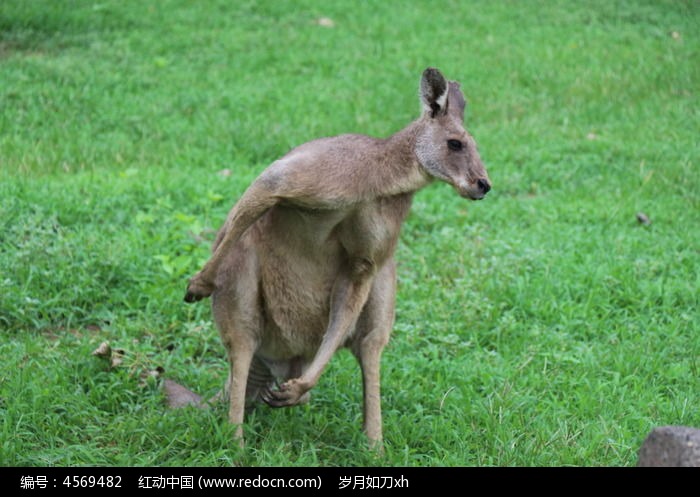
[415,67,491,200]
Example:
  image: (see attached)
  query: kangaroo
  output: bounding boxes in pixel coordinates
[184,68,491,447]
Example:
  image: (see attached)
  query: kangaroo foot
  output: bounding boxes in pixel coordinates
[260,379,311,408]
[184,272,215,303]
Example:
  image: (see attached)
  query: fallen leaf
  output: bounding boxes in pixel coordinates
[92,341,111,358]
[139,366,165,387]
[316,17,335,28]
[145,366,165,378]
[110,348,125,368]
[636,212,651,226]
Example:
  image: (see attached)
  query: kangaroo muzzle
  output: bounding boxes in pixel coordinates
[456,177,491,200]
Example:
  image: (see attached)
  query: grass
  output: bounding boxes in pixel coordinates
[1,0,698,466]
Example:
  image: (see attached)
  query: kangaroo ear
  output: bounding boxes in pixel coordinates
[420,67,448,118]
[447,81,466,121]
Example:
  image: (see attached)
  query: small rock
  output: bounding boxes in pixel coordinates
[638,426,700,467]
[163,379,204,408]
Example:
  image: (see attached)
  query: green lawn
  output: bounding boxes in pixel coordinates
[1,0,698,466]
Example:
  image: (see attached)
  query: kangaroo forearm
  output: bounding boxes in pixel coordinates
[301,272,375,386]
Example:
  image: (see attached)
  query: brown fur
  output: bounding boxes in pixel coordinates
[184,68,491,447]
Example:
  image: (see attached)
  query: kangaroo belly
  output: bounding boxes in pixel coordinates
[255,206,345,360]
[259,251,333,357]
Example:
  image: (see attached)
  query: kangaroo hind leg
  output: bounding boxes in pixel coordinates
[351,261,396,450]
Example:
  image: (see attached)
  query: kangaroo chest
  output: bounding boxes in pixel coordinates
[254,194,413,358]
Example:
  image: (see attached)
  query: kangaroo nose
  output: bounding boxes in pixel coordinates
[477,178,491,194]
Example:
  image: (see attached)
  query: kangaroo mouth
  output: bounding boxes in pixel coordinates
[454,182,487,201]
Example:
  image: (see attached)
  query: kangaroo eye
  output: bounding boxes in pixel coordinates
[447,139,463,151]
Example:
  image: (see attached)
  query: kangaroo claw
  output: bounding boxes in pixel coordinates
[260,379,310,407]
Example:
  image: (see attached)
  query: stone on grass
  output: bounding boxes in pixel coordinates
[638,426,700,467]
[163,379,204,408]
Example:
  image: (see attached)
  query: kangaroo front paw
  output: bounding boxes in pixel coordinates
[260,379,311,408]
[184,273,215,303]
